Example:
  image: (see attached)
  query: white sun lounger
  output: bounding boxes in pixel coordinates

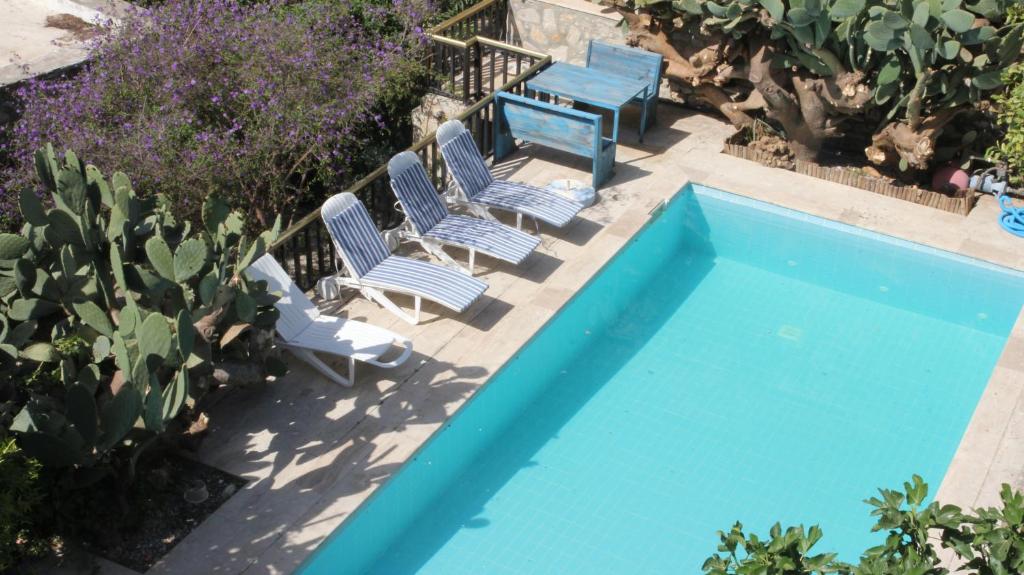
[387,151,540,275]
[321,192,488,325]
[436,119,584,229]
[245,254,413,387]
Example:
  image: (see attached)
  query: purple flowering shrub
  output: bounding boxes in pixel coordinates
[1,0,426,229]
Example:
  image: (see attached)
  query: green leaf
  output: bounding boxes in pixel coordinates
[20,342,60,363]
[66,383,98,445]
[877,56,903,84]
[173,237,209,282]
[788,7,814,26]
[9,298,60,321]
[19,189,49,226]
[176,309,194,360]
[143,380,164,432]
[235,292,257,323]
[999,25,1024,66]
[0,233,31,260]
[830,0,864,19]
[883,10,908,29]
[46,209,84,246]
[972,69,1003,90]
[97,387,142,451]
[199,272,220,305]
[912,1,930,26]
[864,20,897,49]
[138,312,173,365]
[238,237,266,271]
[72,300,114,338]
[672,0,702,14]
[18,432,83,467]
[960,25,995,45]
[112,331,132,374]
[758,0,784,22]
[145,236,175,280]
[14,258,36,298]
[937,39,961,59]
[92,335,111,363]
[162,369,188,421]
[909,24,935,50]
[56,169,87,215]
[941,8,974,33]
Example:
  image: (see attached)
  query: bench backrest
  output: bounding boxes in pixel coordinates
[495,91,604,158]
[586,40,663,97]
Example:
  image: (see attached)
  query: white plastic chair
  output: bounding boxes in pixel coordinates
[246,254,413,387]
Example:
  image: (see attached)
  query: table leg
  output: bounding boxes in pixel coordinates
[612,107,620,142]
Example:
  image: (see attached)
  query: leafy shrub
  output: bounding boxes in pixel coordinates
[987,4,1024,186]
[0,438,47,571]
[1,0,425,231]
[2,146,283,486]
[702,476,1024,575]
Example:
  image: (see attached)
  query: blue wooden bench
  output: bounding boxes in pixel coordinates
[494,91,615,189]
[586,40,663,132]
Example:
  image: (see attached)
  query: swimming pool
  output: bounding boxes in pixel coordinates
[301,183,1024,574]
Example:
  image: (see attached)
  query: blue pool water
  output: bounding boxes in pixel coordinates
[301,184,1024,574]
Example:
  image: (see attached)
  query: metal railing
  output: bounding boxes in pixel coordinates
[427,35,546,103]
[269,47,551,290]
[431,0,507,41]
[424,0,545,104]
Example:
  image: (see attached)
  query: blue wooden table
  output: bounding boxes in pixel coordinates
[525,62,650,142]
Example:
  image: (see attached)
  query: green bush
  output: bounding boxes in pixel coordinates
[988,4,1024,186]
[702,476,1024,575]
[0,438,47,571]
[2,145,283,490]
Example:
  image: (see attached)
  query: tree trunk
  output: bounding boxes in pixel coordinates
[865,108,964,171]
[748,39,821,162]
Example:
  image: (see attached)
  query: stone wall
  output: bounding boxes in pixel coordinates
[507,0,625,64]
[411,93,467,143]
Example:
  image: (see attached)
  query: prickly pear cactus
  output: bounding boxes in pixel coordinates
[0,145,285,475]
[617,0,1023,172]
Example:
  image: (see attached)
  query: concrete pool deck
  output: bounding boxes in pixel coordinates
[123,105,1023,575]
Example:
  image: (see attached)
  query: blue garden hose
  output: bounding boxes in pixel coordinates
[997,192,1024,238]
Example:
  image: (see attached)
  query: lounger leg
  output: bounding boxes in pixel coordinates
[468,202,499,222]
[363,287,420,325]
[290,348,353,387]
[366,336,415,369]
[516,212,523,230]
[420,238,470,274]
[349,357,356,387]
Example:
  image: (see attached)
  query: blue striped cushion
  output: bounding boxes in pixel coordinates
[426,215,540,265]
[325,203,391,278]
[390,162,449,235]
[475,180,584,228]
[360,256,486,313]
[439,131,493,201]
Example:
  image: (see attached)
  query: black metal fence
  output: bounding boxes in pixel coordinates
[269,41,549,290]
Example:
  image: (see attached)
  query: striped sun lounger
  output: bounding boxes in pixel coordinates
[436,120,584,229]
[388,151,539,274]
[321,192,487,324]
[245,254,413,386]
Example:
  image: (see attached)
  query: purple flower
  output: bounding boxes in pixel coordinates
[1,0,427,230]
